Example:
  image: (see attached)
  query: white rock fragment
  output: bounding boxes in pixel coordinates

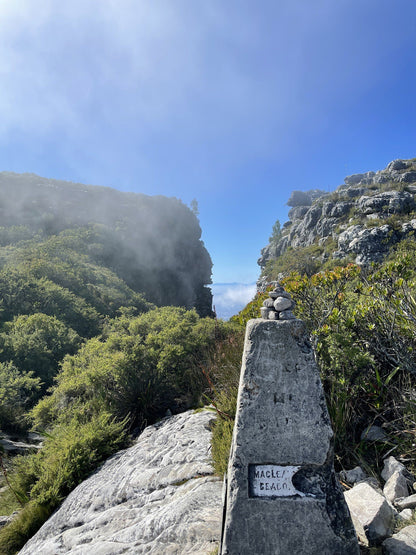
[260,307,270,319]
[382,456,407,482]
[384,471,409,504]
[383,525,416,554]
[344,481,396,546]
[395,494,416,511]
[381,456,407,482]
[273,297,292,311]
[398,508,413,521]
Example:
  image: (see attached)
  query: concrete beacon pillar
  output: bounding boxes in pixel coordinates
[220,319,359,554]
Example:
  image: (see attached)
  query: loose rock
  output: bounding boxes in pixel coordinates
[344,481,396,546]
[360,425,388,443]
[382,456,407,482]
[398,509,413,521]
[273,297,292,311]
[384,471,409,504]
[383,525,416,554]
[259,283,296,320]
[340,466,368,485]
[395,494,416,511]
[279,309,295,320]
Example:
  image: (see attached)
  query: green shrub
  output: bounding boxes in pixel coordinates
[0,306,234,553]
[0,501,50,555]
[205,329,244,476]
[281,260,416,469]
[0,362,41,432]
[0,413,126,554]
[33,307,227,432]
[262,243,325,282]
[0,313,81,388]
[211,413,235,476]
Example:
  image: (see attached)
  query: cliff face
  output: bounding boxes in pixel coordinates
[19,409,223,555]
[258,158,416,284]
[0,172,213,315]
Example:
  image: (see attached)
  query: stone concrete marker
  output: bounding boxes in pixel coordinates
[220,318,359,554]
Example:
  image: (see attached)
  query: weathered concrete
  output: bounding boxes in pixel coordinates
[221,319,358,554]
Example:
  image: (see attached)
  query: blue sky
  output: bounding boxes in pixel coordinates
[0,1,415,311]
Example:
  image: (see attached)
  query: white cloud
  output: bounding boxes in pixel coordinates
[212,282,257,320]
[0,0,408,186]
[0,1,327,153]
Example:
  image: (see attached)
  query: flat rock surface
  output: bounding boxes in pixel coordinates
[19,409,222,555]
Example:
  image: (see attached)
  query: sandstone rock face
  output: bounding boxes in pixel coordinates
[358,191,415,215]
[257,158,416,281]
[19,410,222,555]
[387,159,410,171]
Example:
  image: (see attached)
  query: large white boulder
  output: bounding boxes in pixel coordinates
[19,409,223,555]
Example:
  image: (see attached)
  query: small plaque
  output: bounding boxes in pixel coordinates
[248,464,305,498]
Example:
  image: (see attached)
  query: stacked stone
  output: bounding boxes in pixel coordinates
[260,283,296,320]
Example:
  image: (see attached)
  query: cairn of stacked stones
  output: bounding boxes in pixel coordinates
[260,282,296,320]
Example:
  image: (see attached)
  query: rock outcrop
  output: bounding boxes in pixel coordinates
[19,409,222,555]
[258,158,416,283]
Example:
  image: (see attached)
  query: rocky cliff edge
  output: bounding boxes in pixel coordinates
[258,158,416,285]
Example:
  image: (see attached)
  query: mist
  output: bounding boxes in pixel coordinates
[0,172,213,316]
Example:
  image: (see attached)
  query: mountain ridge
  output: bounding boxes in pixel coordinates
[258,157,416,286]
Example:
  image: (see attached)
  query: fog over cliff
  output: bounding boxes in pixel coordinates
[0,172,213,315]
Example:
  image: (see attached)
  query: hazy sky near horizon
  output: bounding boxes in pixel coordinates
[0,0,415,286]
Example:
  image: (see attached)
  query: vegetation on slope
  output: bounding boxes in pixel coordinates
[0,174,218,553]
[0,172,213,315]
[211,241,416,480]
[3,167,416,553]
[0,307,235,554]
